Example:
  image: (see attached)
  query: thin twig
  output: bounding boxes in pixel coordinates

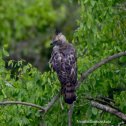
[98,96,115,103]
[60,97,64,110]
[0,101,45,111]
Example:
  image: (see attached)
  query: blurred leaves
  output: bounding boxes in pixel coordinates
[0,0,80,72]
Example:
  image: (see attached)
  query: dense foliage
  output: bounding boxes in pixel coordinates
[74,0,126,125]
[0,0,126,126]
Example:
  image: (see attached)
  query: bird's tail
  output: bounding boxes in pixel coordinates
[63,83,76,104]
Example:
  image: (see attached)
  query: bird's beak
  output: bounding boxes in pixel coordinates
[50,42,53,46]
[50,41,54,46]
[50,41,57,46]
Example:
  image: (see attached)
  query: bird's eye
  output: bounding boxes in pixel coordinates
[53,40,58,43]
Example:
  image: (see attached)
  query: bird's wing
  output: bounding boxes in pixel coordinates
[64,47,77,85]
[50,50,64,73]
[50,45,77,85]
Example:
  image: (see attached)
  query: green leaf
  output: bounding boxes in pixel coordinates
[92,108,97,115]
[2,48,9,57]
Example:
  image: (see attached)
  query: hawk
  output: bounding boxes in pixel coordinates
[49,32,77,104]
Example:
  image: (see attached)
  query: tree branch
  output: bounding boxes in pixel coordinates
[86,96,120,111]
[0,101,45,111]
[68,103,74,126]
[0,92,60,113]
[44,92,60,112]
[90,100,126,121]
[77,51,126,88]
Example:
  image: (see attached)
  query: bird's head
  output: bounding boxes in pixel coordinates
[51,32,67,46]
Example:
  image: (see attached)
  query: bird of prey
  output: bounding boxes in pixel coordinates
[49,32,77,104]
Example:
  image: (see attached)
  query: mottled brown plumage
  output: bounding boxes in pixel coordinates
[49,32,77,104]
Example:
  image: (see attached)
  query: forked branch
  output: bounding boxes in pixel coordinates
[91,100,126,121]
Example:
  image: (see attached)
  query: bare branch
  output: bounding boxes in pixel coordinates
[0,92,60,115]
[44,92,60,112]
[91,100,126,121]
[0,101,45,111]
[85,96,120,111]
[77,51,126,88]
[68,103,74,126]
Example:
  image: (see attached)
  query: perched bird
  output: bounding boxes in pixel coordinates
[49,32,77,104]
